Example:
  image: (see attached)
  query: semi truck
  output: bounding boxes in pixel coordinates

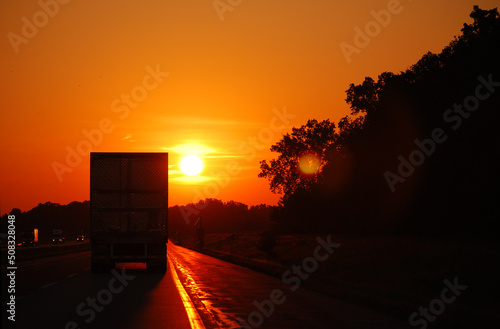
[90,152,168,273]
[52,229,65,244]
[22,228,38,247]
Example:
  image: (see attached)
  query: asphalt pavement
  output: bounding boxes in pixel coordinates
[2,242,407,329]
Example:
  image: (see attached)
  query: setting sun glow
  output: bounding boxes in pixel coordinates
[180,155,204,176]
[1,0,496,213]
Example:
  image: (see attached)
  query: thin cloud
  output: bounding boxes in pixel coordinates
[122,133,136,142]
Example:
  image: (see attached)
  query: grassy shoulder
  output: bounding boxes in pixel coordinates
[177,233,500,327]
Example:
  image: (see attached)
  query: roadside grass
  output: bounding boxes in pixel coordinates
[179,233,500,327]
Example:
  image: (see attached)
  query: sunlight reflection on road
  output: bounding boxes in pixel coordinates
[168,255,207,329]
[168,246,241,329]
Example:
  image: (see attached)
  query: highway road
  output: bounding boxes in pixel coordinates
[2,243,406,329]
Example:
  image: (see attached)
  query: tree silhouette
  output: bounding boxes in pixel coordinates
[168,199,276,238]
[260,6,500,234]
[258,119,337,204]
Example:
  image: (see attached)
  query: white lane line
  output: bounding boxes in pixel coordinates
[168,255,206,329]
[40,282,57,289]
[66,273,78,278]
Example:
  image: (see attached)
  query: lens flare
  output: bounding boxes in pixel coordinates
[298,153,321,175]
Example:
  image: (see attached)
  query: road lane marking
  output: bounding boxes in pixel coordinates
[66,273,78,278]
[168,255,206,329]
[40,282,57,289]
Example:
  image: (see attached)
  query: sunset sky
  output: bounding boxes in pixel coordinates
[0,0,497,214]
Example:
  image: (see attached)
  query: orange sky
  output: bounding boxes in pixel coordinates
[0,0,497,214]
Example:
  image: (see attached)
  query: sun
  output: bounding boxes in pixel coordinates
[180,154,204,176]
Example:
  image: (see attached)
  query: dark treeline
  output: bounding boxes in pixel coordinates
[1,201,90,241]
[169,199,275,239]
[0,199,274,241]
[260,6,500,235]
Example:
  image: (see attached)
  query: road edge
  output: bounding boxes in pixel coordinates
[167,254,207,329]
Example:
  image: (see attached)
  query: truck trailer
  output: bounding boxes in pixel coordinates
[22,228,38,247]
[90,152,168,273]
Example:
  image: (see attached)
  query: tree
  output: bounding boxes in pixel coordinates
[345,77,380,115]
[9,208,23,218]
[258,119,337,204]
[260,6,500,234]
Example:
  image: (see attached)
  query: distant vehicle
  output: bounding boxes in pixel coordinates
[22,228,38,247]
[76,234,85,242]
[52,229,65,244]
[90,152,168,273]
